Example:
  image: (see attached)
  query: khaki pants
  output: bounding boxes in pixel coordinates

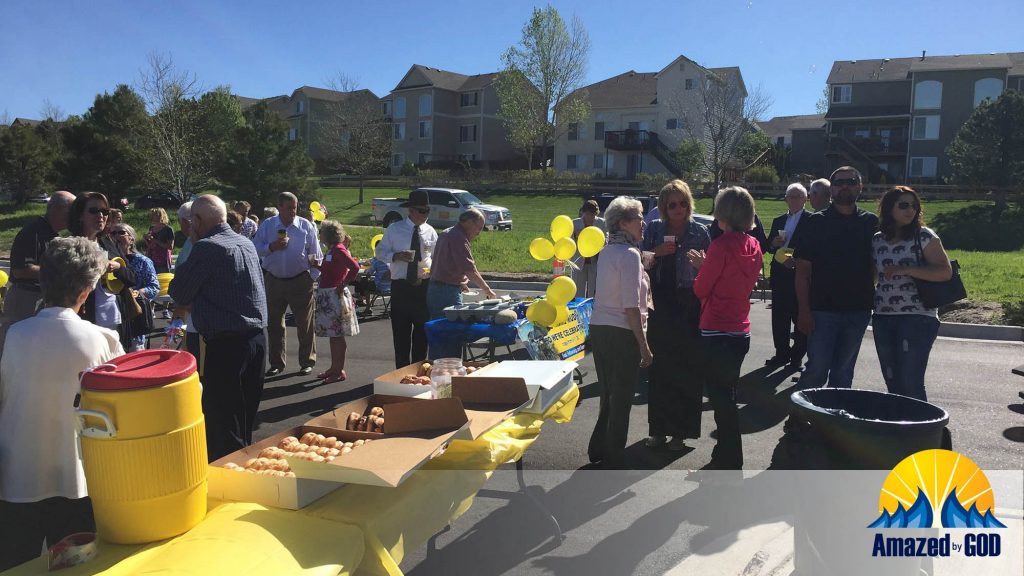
[2,284,42,325]
[264,271,316,370]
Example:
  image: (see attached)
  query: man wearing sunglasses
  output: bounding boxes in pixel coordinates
[792,166,879,390]
[375,189,438,367]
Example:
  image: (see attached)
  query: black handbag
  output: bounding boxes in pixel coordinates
[130,295,155,336]
[913,233,966,308]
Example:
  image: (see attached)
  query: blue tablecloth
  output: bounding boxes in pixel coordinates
[425,298,592,360]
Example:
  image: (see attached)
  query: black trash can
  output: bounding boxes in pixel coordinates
[790,388,950,470]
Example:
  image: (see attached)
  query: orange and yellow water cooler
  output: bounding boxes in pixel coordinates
[77,349,207,544]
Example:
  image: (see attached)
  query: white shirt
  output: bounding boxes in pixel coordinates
[254,215,323,280]
[0,307,124,502]
[592,243,648,331]
[375,218,438,281]
[782,210,804,248]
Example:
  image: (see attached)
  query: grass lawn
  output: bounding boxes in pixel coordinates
[3,190,1020,306]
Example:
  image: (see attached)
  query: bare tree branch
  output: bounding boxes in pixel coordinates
[40,99,66,122]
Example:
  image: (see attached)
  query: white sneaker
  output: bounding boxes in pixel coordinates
[162,309,172,319]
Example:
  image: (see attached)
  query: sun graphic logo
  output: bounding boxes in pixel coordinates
[869,449,1006,529]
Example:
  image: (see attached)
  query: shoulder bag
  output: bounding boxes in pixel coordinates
[913,232,966,308]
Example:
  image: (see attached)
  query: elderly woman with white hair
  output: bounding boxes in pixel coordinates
[587,196,652,469]
[110,223,160,351]
[0,237,125,570]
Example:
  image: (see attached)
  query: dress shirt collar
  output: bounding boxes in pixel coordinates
[203,223,232,239]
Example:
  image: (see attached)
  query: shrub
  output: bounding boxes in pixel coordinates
[743,165,780,184]
[1002,298,1024,327]
[929,203,1024,251]
[399,161,418,177]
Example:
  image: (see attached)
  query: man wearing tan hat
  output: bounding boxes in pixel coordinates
[375,189,437,368]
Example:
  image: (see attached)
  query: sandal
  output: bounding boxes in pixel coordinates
[322,371,347,384]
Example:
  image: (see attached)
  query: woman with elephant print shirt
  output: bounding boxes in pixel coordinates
[871,186,952,402]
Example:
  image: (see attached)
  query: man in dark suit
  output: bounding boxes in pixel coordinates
[766,183,810,369]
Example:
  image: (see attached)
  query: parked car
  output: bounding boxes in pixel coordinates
[371,188,512,230]
[28,193,50,204]
[135,192,183,210]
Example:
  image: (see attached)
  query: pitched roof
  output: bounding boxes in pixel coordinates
[572,71,658,108]
[292,86,379,102]
[235,96,264,110]
[757,113,826,135]
[393,65,500,92]
[459,72,499,91]
[827,51,1024,83]
[708,66,747,96]
[11,118,42,127]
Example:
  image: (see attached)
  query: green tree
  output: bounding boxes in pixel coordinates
[0,124,54,203]
[735,130,772,166]
[317,73,391,203]
[495,5,591,170]
[947,90,1024,218]
[674,138,705,178]
[218,102,314,210]
[59,85,152,202]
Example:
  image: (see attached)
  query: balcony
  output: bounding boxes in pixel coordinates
[826,135,907,157]
[603,129,660,151]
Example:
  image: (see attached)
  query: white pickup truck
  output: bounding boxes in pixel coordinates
[371,188,512,230]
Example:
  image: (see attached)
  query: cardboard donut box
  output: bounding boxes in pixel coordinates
[372,360,494,398]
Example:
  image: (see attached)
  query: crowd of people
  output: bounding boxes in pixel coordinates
[587,166,953,470]
[0,167,955,565]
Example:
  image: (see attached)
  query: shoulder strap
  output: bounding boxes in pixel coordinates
[913,230,923,266]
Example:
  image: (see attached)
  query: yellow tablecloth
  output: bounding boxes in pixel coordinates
[4,384,579,576]
[4,501,365,576]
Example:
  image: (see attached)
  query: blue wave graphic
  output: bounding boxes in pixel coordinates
[940,491,1006,528]
[869,489,933,528]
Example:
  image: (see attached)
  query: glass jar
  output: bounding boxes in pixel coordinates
[430,358,465,399]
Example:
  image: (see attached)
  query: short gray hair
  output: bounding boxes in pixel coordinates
[112,223,139,253]
[40,237,108,307]
[278,191,298,206]
[604,196,644,233]
[318,219,345,245]
[459,208,485,224]
[785,183,808,198]
[809,178,830,196]
[193,194,227,224]
[178,201,193,221]
[46,191,74,215]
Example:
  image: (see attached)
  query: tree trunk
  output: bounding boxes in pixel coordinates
[359,175,364,204]
[991,188,1007,222]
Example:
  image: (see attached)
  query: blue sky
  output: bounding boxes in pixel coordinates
[2,0,1021,121]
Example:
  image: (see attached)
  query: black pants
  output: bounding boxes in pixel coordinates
[588,324,640,468]
[770,266,806,363]
[0,497,95,571]
[702,334,750,469]
[389,280,429,368]
[647,289,704,438]
[200,331,266,462]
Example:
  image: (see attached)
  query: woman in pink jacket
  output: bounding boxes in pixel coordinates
[689,186,763,469]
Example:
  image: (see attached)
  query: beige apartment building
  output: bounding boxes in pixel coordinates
[554,55,745,178]
[381,65,522,174]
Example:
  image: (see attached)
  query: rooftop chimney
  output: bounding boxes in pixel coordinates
[921,50,927,60]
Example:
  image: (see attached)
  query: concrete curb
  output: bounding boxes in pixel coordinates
[488,282,1024,342]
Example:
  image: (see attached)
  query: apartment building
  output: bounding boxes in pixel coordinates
[757,113,827,177]
[380,65,522,174]
[553,55,746,178]
[824,51,1024,183]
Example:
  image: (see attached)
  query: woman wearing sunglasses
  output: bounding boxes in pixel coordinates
[68,192,137,350]
[871,186,952,401]
[110,223,160,351]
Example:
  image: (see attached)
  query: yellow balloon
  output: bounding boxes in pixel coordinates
[550,215,574,242]
[313,209,325,222]
[578,226,606,258]
[552,304,570,327]
[554,237,576,261]
[310,201,321,213]
[530,300,557,327]
[525,300,541,323]
[0,269,8,288]
[529,237,555,261]
[546,275,576,306]
[370,233,384,253]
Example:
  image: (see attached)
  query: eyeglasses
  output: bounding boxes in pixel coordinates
[88,207,111,216]
[831,178,860,187]
[411,207,430,215]
[896,201,917,210]
[110,230,129,236]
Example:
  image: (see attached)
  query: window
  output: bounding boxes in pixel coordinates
[287,128,297,141]
[568,123,579,141]
[606,152,615,170]
[459,124,477,142]
[460,92,479,107]
[296,100,304,114]
[394,96,406,118]
[419,94,432,116]
[392,153,403,168]
[776,136,785,146]
[418,153,429,165]
[685,78,695,90]
[418,120,431,139]
[381,101,392,116]
[593,154,604,170]
[594,121,605,140]
[831,84,852,104]
[459,153,476,162]
[909,157,937,178]
[912,116,939,140]
[393,122,405,140]
[914,80,942,109]
[666,118,678,130]
[679,62,685,71]
[566,154,577,169]
[974,78,1003,107]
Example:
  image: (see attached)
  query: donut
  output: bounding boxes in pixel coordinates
[342,446,352,454]
[353,440,363,447]
[370,407,384,417]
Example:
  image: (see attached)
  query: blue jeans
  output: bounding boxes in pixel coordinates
[871,314,940,402]
[800,310,872,389]
[426,282,464,359]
